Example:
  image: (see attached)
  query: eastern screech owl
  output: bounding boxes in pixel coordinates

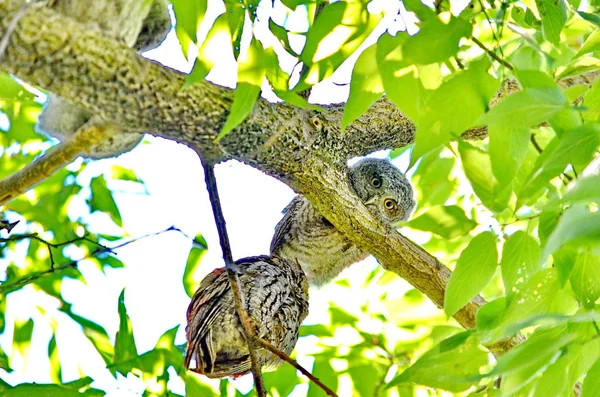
[185,255,309,378]
[270,158,416,286]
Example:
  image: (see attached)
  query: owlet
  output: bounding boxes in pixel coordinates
[270,158,416,286]
[185,255,309,378]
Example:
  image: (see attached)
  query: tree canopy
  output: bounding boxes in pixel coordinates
[1,0,600,395]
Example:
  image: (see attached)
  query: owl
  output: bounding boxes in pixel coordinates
[270,158,416,286]
[185,255,309,378]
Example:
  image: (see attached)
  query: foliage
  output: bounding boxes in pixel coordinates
[1,0,600,395]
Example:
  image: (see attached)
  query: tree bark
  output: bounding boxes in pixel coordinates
[0,0,594,355]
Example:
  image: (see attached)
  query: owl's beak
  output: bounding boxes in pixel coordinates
[364,196,377,205]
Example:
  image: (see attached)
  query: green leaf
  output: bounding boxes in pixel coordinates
[519,125,600,206]
[543,204,600,262]
[113,289,137,367]
[0,346,10,372]
[217,38,266,140]
[183,242,207,298]
[500,231,542,294]
[535,0,567,46]
[185,372,217,396]
[408,205,476,239]
[479,88,566,128]
[88,175,122,227]
[569,249,600,307]
[307,357,338,397]
[110,165,141,183]
[171,0,208,59]
[185,14,232,86]
[412,59,499,163]
[576,29,600,58]
[377,33,425,123]
[403,16,472,65]
[444,232,498,316]
[342,45,384,130]
[489,125,530,185]
[387,332,488,392]
[268,18,299,57]
[559,174,600,206]
[3,383,105,397]
[458,141,510,213]
[497,329,575,395]
[411,149,457,207]
[583,357,600,397]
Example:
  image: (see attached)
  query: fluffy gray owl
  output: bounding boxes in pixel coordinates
[185,255,309,378]
[270,158,416,286]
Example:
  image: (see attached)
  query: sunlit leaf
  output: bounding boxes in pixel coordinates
[583,357,600,397]
[444,232,498,316]
[183,239,207,298]
[489,125,530,186]
[543,204,600,262]
[535,0,567,46]
[408,205,476,239]
[342,45,383,130]
[500,231,542,294]
[88,175,122,227]
[113,289,138,368]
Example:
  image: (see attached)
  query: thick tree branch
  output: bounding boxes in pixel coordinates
[0,1,592,357]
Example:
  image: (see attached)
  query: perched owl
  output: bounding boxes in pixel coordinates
[270,158,416,286]
[185,255,309,378]
[36,0,171,158]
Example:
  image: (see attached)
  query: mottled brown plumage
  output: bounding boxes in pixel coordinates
[185,255,309,378]
[271,158,416,286]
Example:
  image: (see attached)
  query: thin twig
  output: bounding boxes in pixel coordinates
[200,158,267,397]
[254,338,338,397]
[530,133,543,154]
[472,36,513,70]
[0,226,183,294]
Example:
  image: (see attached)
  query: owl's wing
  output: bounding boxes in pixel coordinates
[238,257,293,338]
[270,195,306,253]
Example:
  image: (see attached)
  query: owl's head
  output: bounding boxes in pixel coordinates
[348,158,416,225]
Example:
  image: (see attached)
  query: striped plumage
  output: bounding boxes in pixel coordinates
[271,158,416,286]
[185,255,309,378]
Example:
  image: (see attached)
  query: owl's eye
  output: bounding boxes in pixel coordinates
[371,176,382,188]
[384,198,397,211]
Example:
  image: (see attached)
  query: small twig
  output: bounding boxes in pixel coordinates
[471,36,513,70]
[476,0,506,60]
[200,158,267,397]
[0,226,182,294]
[530,133,543,154]
[254,338,338,397]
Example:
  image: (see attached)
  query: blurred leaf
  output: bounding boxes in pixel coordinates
[13,318,34,357]
[2,382,105,397]
[183,241,208,298]
[479,88,566,128]
[403,15,472,65]
[0,346,10,372]
[308,357,338,397]
[576,29,600,58]
[411,150,457,207]
[387,331,488,392]
[458,141,510,212]
[113,289,137,368]
[535,0,567,46]
[342,45,383,130]
[412,59,499,163]
[217,38,266,140]
[558,174,600,206]
[48,333,62,384]
[489,125,530,186]
[445,232,498,316]
[185,373,217,396]
[500,231,542,294]
[348,364,380,395]
[264,361,301,396]
[88,175,122,227]
[569,249,600,307]
[583,357,600,397]
[110,165,142,183]
[543,204,600,262]
[408,205,476,239]
[299,324,334,337]
[519,125,600,206]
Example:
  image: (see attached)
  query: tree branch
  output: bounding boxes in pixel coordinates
[200,157,267,396]
[0,1,590,357]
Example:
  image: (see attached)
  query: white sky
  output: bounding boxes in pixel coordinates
[0,1,435,395]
